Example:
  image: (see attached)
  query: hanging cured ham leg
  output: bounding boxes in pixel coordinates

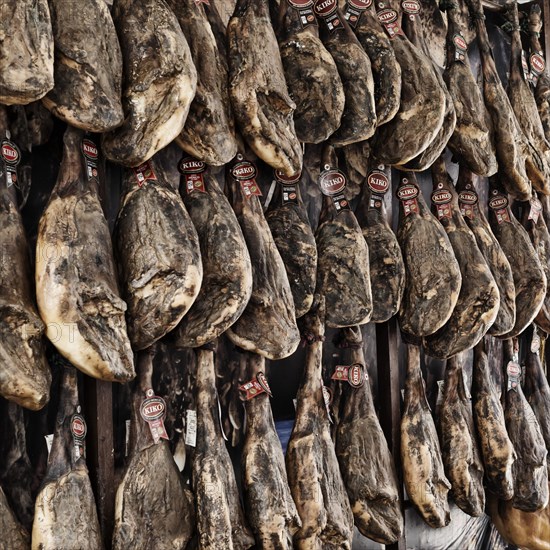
[401,343,451,528]
[32,364,103,550]
[192,346,255,549]
[35,127,135,382]
[112,348,195,549]
[334,326,403,543]
[241,351,301,548]
[286,302,354,549]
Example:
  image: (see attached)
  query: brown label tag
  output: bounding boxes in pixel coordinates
[344,0,372,27]
[319,169,347,196]
[314,0,342,31]
[376,7,404,39]
[288,0,317,27]
[1,138,20,188]
[275,169,300,205]
[140,390,169,444]
[179,156,207,194]
[133,161,157,188]
[529,197,542,223]
[239,372,273,400]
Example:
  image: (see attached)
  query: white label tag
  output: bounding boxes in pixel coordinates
[293,398,297,410]
[185,410,197,447]
[125,419,131,457]
[263,179,277,211]
[45,434,54,456]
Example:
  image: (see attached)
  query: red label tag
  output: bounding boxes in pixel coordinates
[70,411,87,461]
[288,0,314,6]
[1,138,20,188]
[1,140,20,165]
[240,180,262,198]
[432,188,452,220]
[179,156,207,194]
[489,193,511,224]
[529,197,542,224]
[319,168,350,212]
[435,203,452,219]
[506,361,521,392]
[239,372,273,400]
[314,0,342,31]
[140,390,169,444]
[397,180,419,216]
[331,364,366,387]
[367,170,390,194]
[232,159,262,199]
[319,169,347,196]
[401,0,420,13]
[376,7,404,39]
[133,161,157,188]
[453,33,467,63]
[531,52,546,74]
[344,0,372,27]
[80,137,99,183]
[81,139,98,161]
[458,189,478,220]
[71,415,87,439]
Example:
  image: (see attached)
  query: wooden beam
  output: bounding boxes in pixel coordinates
[83,378,115,549]
[376,318,406,550]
